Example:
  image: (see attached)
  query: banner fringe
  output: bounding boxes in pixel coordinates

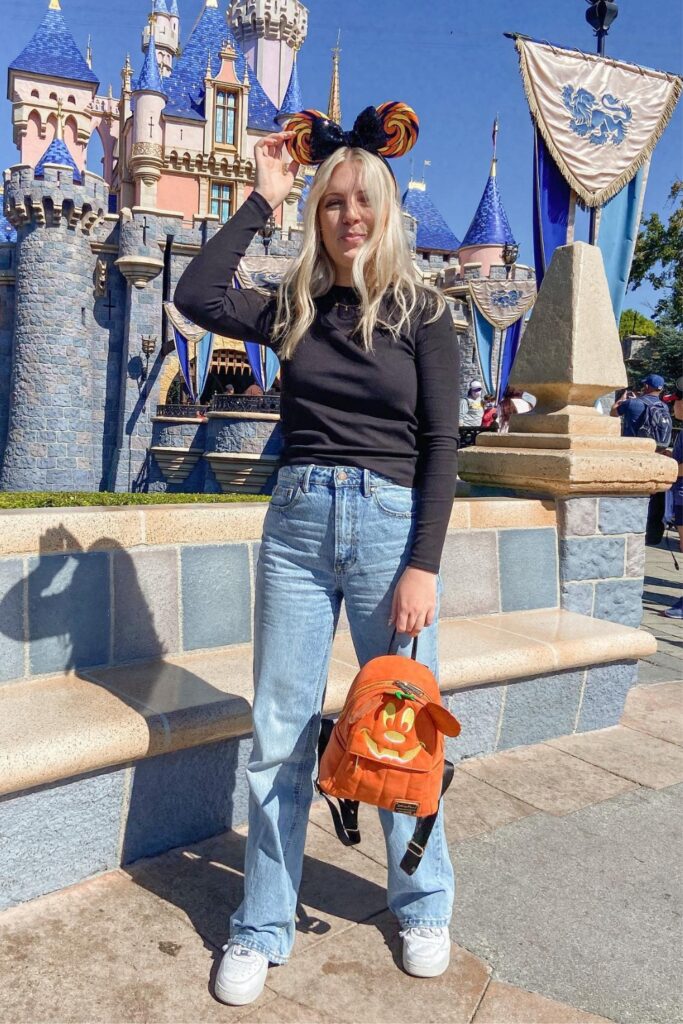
[516,38,683,209]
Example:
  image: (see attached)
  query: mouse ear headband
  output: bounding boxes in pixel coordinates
[283,102,419,166]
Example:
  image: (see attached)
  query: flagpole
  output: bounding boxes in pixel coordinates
[586,1,619,242]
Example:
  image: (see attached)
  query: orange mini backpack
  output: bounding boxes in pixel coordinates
[317,631,461,875]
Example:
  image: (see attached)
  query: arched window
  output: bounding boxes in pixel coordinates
[67,95,76,104]
[49,92,58,101]
[31,89,39,98]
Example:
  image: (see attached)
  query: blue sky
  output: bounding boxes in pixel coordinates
[3,0,682,316]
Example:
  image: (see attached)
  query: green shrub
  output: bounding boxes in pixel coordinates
[0,492,270,510]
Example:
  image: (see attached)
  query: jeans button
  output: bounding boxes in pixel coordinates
[337,470,347,481]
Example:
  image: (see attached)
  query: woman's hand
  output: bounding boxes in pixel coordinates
[389,566,438,637]
[253,131,300,211]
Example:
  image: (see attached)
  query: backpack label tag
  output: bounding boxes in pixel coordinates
[393,800,420,816]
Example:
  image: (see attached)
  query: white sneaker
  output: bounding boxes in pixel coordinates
[214,942,269,1006]
[400,926,451,978]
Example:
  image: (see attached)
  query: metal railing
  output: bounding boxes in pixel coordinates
[155,404,208,418]
[211,394,281,413]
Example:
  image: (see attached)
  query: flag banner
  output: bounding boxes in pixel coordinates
[469,279,537,332]
[195,331,215,400]
[244,342,280,392]
[472,304,495,396]
[533,128,573,286]
[595,161,649,323]
[163,301,207,345]
[172,327,196,403]
[233,275,281,391]
[498,317,524,400]
[238,258,292,293]
[516,37,681,207]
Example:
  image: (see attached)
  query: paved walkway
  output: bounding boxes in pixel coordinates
[1,549,681,1024]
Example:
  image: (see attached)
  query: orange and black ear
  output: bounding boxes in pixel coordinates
[375,102,419,158]
[283,109,328,165]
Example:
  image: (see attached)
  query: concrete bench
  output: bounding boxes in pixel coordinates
[0,608,655,799]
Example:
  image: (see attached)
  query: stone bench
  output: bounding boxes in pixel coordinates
[0,608,655,800]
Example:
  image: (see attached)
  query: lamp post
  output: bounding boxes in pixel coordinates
[586,1,618,241]
[259,214,276,255]
[585,0,619,56]
[141,334,157,412]
[501,242,520,280]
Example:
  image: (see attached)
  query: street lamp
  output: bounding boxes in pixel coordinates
[585,0,619,56]
[501,242,519,280]
[140,334,157,412]
[259,214,276,255]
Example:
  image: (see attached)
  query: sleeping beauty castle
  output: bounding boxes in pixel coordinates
[0,0,533,493]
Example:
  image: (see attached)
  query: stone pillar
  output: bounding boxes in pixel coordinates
[459,242,676,705]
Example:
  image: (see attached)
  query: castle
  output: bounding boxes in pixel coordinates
[0,0,531,493]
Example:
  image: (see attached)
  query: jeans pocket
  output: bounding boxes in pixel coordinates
[269,481,305,512]
[372,484,418,518]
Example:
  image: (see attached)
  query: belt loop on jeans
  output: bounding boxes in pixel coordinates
[362,468,372,497]
[302,465,314,493]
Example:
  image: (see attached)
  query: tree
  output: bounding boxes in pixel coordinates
[629,179,683,330]
[626,180,683,390]
[619,308,656,340]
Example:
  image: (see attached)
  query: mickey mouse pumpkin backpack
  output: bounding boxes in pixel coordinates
[317,630,461,875]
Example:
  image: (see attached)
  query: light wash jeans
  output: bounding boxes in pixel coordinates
[230,464,455,963]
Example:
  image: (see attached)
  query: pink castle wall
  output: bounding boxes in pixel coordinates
[458,244,505,278]
[157,174,199,218]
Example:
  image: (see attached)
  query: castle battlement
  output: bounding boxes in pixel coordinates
[230,0,308,46]
[3,163,108,235]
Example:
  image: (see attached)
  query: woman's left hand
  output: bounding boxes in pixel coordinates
[389,566,438,637]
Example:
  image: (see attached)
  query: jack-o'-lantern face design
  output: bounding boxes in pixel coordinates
[360,696,434,764]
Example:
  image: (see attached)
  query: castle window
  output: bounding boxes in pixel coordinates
[68,95,76,104]
[214,90,237,146]
[210,182,233,223]
[31,89,39,98]
[49,92,58,101]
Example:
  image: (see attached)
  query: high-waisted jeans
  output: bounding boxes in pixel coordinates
[229,464,455,963]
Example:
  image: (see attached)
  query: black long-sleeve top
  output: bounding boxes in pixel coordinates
[174,191,460,573]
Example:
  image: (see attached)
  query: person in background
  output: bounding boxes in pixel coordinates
[611,374,674,545]
[497,386,533,434]
[459,380,484,428]
[664,388,683,619]
[480,393,498,431]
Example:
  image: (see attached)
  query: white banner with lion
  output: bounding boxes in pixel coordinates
[516,38,681,207]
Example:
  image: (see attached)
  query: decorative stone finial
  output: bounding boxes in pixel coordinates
[48,0,61,9]
[458,242,677,496]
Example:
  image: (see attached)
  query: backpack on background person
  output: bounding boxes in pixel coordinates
[637,395,673,449]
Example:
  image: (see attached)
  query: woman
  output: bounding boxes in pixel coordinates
[174,105,460,1006]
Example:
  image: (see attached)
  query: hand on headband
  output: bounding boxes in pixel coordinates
[283,102,419,166]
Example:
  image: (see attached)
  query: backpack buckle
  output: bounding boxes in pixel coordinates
[406,839,425,858]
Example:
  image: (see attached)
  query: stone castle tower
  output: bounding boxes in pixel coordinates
[0,0,529,493]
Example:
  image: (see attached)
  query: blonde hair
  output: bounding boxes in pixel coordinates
[272,148,446,359]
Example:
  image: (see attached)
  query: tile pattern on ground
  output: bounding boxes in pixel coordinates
[621,681,683,746]
[0,872,273,1024]
[452,784,683,1024]
[547,725,683,789]
[458,744,635,815]
[127,812,388,955]
[472,980,614,1023]
[264,910,491,1024]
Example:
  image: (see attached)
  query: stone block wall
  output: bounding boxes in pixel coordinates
[0,254,16,461]
[558,497,648,630]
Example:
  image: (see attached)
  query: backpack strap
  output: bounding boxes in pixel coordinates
[388,627,419,660]
[317,717,361,847]
[399,760,455,876]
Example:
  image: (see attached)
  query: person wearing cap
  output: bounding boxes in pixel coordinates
[459,380,484,428]
[610,373,670,441]
[611,373,673,545]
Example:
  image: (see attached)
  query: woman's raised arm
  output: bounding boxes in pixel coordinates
[174,131,300,347]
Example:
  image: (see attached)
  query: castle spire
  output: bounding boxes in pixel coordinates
[327,30,341,123]
[276,49,303,125]
[86,34,92,69]
[48,0,60,9]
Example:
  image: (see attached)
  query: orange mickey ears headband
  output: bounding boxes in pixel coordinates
[283,102,419,166]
